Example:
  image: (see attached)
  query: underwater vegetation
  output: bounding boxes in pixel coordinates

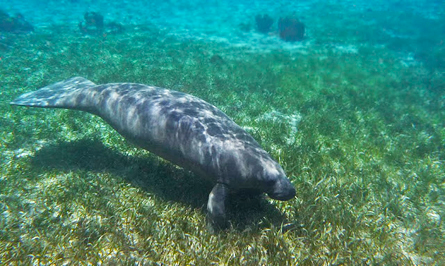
[0,2,444,265]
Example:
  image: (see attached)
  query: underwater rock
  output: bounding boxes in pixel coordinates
[79,12,104,35]
[0,10,34,33]
[79,12,124,36]
[255,14,274,34]
[278,17,305,42]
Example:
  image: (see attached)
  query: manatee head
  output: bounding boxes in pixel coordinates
[225,146,296,201]
[259,159,296,201]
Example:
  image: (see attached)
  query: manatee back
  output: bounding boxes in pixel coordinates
[10,77,262,183]
[84,82,261,178]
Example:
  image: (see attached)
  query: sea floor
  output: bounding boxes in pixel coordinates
[0,0,444,265]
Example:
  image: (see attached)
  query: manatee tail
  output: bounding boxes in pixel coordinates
[10,77,97,110]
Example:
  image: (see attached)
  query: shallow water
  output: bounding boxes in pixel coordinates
[1,0,444,264]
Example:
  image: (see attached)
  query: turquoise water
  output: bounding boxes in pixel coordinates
[1,0,444,264]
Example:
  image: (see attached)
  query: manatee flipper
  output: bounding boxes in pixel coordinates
[10,77,96,110]
[207,183,230,231]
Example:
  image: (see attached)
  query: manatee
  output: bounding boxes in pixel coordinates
[10,77,296,230]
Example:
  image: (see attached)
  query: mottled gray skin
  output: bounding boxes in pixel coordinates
[11,77,296,229]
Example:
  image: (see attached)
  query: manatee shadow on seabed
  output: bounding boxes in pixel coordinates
[30,138,291,231]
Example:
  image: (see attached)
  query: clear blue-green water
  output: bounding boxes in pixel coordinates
[1,0,444,264]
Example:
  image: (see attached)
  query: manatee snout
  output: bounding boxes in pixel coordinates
[267,177,296,201]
